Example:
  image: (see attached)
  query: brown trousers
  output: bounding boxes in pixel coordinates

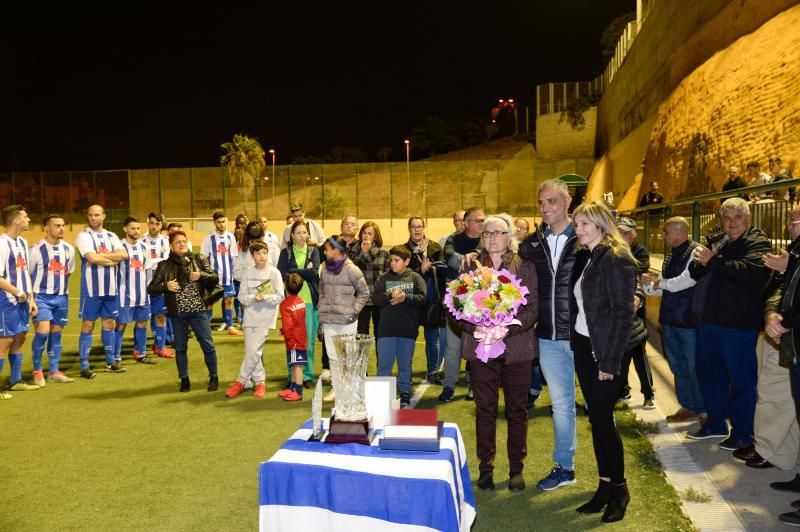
[470,356,532,475]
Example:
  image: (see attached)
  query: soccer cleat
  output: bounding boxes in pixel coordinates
[9,381,40,391]
[48,371,75,383]
[155,346,175,359]
[253,383,266,399]
[80,368,97,380]
[0,391,12,400]
[278,387,294,398]
[135,356,156,365]
[282,390,303,401]
[225,381,245,398]
[216,323,228,332]
[226,328,243,336]
[105,362,127,373]
[32,370,46,388]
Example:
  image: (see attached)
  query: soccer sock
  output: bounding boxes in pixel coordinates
[134,326,147,355]
[223,308,233,328]
[233,298,241,321]
[155,325,167,351]
[79,332,93,369]
[48,331,63,374]
[0,358,5,377]
[9,353,22,383]
[32,332,49,372]
[101,329,116,364]
[114,328,125,358]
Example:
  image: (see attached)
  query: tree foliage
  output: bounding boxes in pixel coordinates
[600,11,636,60]
[220,134,266,187]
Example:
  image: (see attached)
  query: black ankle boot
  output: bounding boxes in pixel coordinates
[208,376,219,392]
[180,377,190,393]
[601,480,630,523]
[477,471,495,490]
[576,480,611,513]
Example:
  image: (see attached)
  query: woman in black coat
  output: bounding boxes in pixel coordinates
[569,201,638,523]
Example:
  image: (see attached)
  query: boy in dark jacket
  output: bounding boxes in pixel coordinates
[374,246,427,408]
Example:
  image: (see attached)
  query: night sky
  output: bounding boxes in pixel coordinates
[6,2,633,172]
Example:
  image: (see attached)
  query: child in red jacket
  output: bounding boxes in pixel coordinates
[279,273,308,401]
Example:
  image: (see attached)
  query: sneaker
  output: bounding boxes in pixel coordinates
[47,371,74,383]
[135,355,156,365]
[80,368,97,380]
[465,387,474,401]
[779,510,800,527]
[790,499,800,510]
[253,383,266,399]
[0,391,12,400]
[719,437,749,451]
[320,369,331,383]
[226,328,243,336]
[423,372,442,385]
[400,392,411,409]
[323,389,336,402]
[686,427,728,440]
[225,381,245,398]
[216,323,228,332]
[537,465,577,491]
[643,398,655,410]
[208,376,219,392]
[155,346,175,359]
[772,474,800,493]
[105,362,127,373]
[619,391,632,402]
[283,390,303,401]
[732,443,757,462]
[438,387,455,402]
[9,381,40,391]
[32,370,46,388]
[278,387,294,398]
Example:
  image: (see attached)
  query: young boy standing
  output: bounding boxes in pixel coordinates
[374,246,426,408]
[279,273,308,402]
[225,242,284,399]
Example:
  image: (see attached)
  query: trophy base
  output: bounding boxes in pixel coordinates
[307,430,327,442]
[324,416,373,445]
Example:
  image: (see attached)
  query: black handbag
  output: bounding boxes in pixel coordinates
[188,254,225,306]
[420,269,446,327]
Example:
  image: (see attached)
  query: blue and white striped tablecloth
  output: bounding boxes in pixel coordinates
[259,420,476,531]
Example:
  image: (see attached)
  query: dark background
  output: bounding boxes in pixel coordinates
[5,2,633,171]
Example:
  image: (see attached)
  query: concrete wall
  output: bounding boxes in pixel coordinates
[536,108,597,159]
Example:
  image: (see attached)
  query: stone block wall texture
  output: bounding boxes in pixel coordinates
[593,0,800,202]
[536,108,597,159]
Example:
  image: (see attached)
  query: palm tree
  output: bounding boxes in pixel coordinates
[220,134,266,188]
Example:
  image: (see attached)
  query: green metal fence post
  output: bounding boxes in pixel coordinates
[321,165,326,222]
[288,166,293,207]
[221,167,227,212]
[459,161,464,208]
[643,214,650,252]
[40,171,45,216]
[389,163,394,227]
[662,206,671,254]
[157,168,164,215]
[126,170,131,216]
[67,171,72,220]
[692,202,701,242]
[355,163,360,217]
[254,168,260,218]
[424,161,429,221]
[496,161,501,212]
[10,172,15,203]
[189,168,195,218]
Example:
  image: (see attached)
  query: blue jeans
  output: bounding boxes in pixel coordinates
[538,338,577,470]
[531,362,543,395]
[662,325,705,414]
[172,311,218,379]
[377,337,416,393]
[423,325,446,375]
[696,321,758,443]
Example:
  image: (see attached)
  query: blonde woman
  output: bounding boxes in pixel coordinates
[569,201,638,523]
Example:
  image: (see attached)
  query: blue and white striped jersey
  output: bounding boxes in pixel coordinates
[118,240,152,308]
[140,233,170,269]
[201,231,238,286]
[29,239,75,296]
[76,228,124,297]
[0,234,31,305]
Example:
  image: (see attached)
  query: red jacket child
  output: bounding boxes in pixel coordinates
[279,294,308,350]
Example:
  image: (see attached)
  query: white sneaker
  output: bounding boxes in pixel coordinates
[216,323,228,332]
[320,369,331,383]
[48,371,75,383]
[32,370,46,388]
[324,389,336,402]
[0,391,12,400]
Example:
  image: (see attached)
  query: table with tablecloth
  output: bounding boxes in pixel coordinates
[258,419,476,531]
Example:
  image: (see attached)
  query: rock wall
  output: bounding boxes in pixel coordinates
[536,108,597,159]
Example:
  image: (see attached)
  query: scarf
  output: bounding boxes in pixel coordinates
[408,237,429,260]
[325,256,347,275]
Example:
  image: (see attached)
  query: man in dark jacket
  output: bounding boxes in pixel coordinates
[688,198,772,450]
[518,179,579,491]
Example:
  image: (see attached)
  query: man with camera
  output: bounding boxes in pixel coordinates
[688,198,772,452]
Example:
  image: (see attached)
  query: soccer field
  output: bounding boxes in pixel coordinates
[0,272,692,531]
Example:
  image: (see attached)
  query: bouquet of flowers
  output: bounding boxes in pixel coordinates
[444,265,529,363]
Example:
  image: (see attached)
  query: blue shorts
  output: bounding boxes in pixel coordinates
[150,294,168,315]
[0,302,30,337]
[223,284,236,298]
[34,293,69,326]
[79,295,119,321]
[118,305,151,324]
[286,349,308,367]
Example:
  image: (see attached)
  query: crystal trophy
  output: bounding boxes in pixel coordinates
[325,333,374,445]
[308,378,325,441]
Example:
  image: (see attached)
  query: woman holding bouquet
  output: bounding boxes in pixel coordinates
[569,201,638,523]
[456,214,538,492]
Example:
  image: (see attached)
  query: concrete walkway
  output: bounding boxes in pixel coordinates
[630,320,799,530]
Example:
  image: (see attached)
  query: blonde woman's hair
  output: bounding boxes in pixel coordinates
[572,201,636,263]
[479,213,518,253]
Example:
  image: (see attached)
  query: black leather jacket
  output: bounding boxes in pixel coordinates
[147,252,219,317]
[764,236,800,366]
[519,224,577,341]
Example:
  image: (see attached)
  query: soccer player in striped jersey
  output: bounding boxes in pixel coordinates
[116,217,155,365]
[0,205,39,398]
[201,211,242,335]
[76,204,128,378]
[257,216,281,267]
[167,222,193,251]
[29,214,75,386]
[142,212,174,358]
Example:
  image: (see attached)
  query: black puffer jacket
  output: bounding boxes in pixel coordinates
[569,243,638,375]
[519,225,577,341]
[148,252,219,317]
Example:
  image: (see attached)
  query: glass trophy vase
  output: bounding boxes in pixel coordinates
[325,333,373,444]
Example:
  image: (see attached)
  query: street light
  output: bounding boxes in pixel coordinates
[269,148,276,215]
[404,140,410,217]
